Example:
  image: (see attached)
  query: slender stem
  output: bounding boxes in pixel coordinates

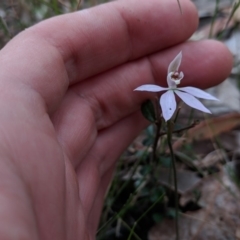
[209,0,220,38]
[176,0,183,14]
[76,0,82,10]
[127,193,164,240]
[173,106,181,123]
[167,121,179,240]
[151,97,162,162]
[122,220,142,240]
[151,122,161,162]
[225,1,240,30]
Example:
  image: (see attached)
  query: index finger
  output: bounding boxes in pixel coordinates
[0,0,198,112]
[33,0,198,82]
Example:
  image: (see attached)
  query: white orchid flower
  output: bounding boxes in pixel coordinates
[134,52,218,121]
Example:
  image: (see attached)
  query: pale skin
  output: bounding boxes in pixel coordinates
[0,0,233,239]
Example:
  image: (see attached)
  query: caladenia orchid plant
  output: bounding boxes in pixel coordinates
[134,51,218,121]
[134,52,218,240]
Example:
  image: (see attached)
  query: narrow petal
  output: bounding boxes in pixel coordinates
[175,90,211,113]
[178,87,218,100]
[134,84,168,92]
[160,90,177,121]
[168,51,182,74]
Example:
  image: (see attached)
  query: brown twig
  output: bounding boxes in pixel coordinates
[159,120,199,138]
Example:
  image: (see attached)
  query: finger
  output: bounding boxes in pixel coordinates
[53,40,232,166]
[0,0,198,113]
[88,165,116,235]
[76,110,147,217]
[28,0,198,82]
[52,89,97,163]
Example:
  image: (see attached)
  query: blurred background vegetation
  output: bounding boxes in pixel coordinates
[1,0,240,239]
[0,0,111,47]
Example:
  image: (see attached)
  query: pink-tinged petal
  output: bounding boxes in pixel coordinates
[160,90,176,121]
[168,51,182,74]
[134,84,168,92]
[178,87,218,100]
[175,90,211,113]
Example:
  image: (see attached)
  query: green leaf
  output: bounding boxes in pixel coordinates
[141,100,156,123]
[152,213,164,223]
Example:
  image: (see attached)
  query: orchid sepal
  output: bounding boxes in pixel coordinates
[134,84,168,92]
[168,51,182,74]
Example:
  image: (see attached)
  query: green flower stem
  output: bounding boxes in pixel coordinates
[151,121,161,162]
[209,0,220,38]
[151,97,162,162]
[176,0,182,14]
[173,106,181,123]
[167,121,179,240]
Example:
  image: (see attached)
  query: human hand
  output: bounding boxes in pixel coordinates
[0,0,232,239]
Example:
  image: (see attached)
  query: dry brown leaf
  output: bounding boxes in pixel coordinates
[172,113,240,151]
[148,170,240,240]
[194,149,227,168]
[158,169,202,195]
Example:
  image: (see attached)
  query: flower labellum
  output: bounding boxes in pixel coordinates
[134,52,218,121]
